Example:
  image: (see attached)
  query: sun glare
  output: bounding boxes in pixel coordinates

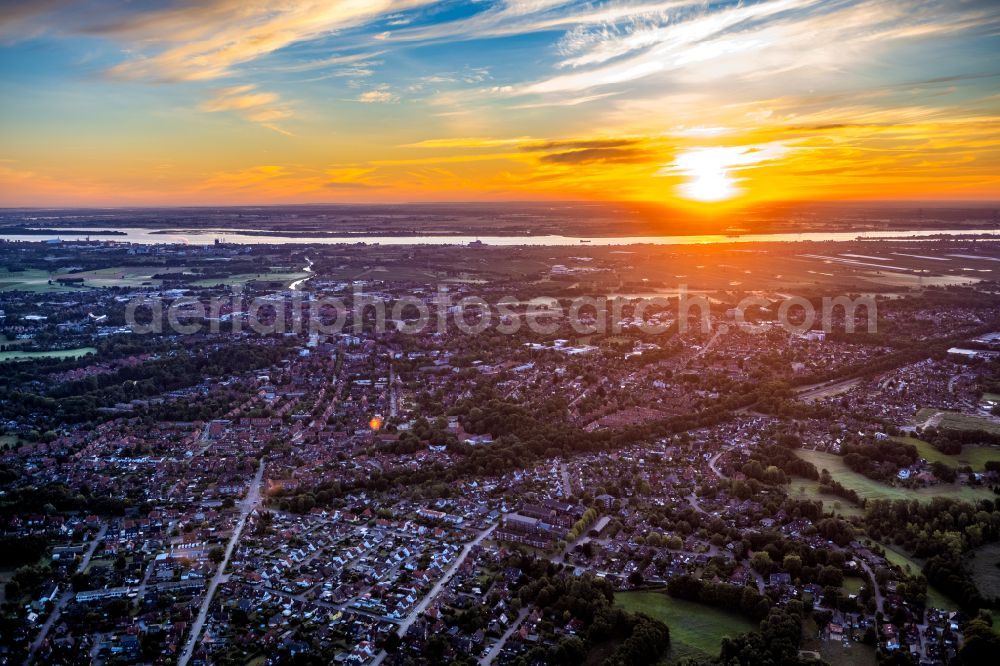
[665,143,791,204]
[671,147,741,202]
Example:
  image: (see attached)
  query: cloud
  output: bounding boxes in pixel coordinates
[538,146,654,164]
[266,50,385,74]
[324,181,385,189]
[521,138,642,151]
[358,89,398,103]
[87,1,435,82]
[401,136,532,149]
[201,84,292,134]
[491,0,1000,98]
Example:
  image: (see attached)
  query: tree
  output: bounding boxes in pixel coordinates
[958,619,1000,665]
[782,554,802,579]
[208,546,225,565]
[751,551,772,575]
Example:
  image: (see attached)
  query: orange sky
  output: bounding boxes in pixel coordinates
[1,1,999,208]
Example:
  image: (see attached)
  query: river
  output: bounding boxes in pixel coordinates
[288,257,313,291]
[2,227,999,246]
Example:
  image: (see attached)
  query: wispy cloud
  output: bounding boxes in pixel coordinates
[508,0,1000,97]
[200,84,292,134]
[90,1,434,82]
[358,88,399,103]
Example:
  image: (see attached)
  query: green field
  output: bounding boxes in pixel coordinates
[0,268,85,293]
[190,271,309,288]
[841,576,865,595]
[915,408,1000,435]
[800,618,877,666]
[966,542,1000,602]
[0,334,28,347]
[788,478,864,518]
[61,265,189,288]
[795,450,995,503]
[0,435,19,450]
[0,347,96,362]
[892,436,1000,471]
[879,542,922,575]
[616,591,756,662]
[871,542,958,609]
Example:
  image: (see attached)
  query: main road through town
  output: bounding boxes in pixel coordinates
[177,459,265,666]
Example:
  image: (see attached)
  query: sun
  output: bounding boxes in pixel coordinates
[673,147,740,202]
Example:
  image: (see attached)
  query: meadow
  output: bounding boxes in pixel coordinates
[915,408,1000,436]
[616,590,756,662]
[0,347,97,362]
[966,542,1000,602]
[190,271,309,288]
[795,450,995,503]
[61,265,189,288]
[0,268,84,293]
[800,617,877,666]
[872,541,958,609]
[892,436,1000,471]
[787,478,865,518]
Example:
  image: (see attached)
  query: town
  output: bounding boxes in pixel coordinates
[2,235,1000,666]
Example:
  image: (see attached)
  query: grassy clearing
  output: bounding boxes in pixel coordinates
[0,435,20,450]
[0,347,97,362]
[879,543,923,575]
[871,542,958,609]
[801,618,877,666]
[0,334,28,347]
[61,265,189,288]
[892,436,1000,471]
[788,478,864,518]
[616,590,756,662]
[966,542,1000,602]
[191,271,308,288]
[915,408,1000,435]
[842,577,865,595]
[795,450,995,503]
[0,268,85,293]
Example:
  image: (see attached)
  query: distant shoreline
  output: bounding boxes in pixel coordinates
[0,226,126,236]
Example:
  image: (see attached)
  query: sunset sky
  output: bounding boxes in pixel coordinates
[1,0,999,207]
